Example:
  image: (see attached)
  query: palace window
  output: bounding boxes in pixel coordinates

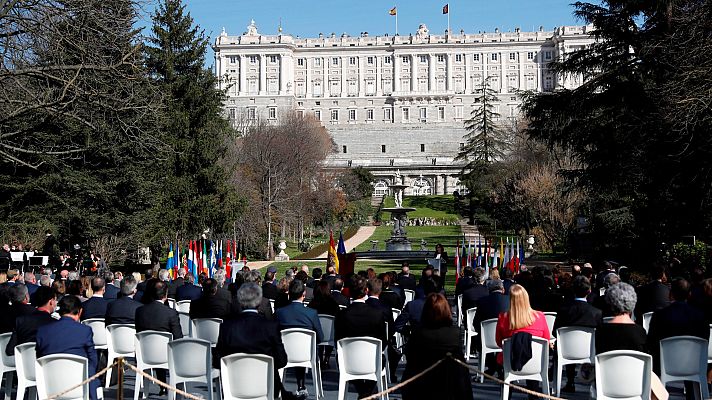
[314,58,321,67]
[367,56,374,65]
[527,52,535,60]
[455,54,463,62]
[473,54,480,62]
[249,56,257,64]
[268,107,276,119]
[419,55,427,63]
[384,108,392,121]
[384,56,392,64]
[491,53,498,61]
[402,107,410,122]
[419,107,427,121]
[438,106,445,121]
[332,57,339,66]
[348,109,356,121]
[297,58,305,66]
[437,55,445,63]
[228,56,238,64]
[331,109,339,121]
[367,109,374,120]
[314,110,322,120]
[402,56,410,64]
[509,53,516,61]
[349,57,357,66]
[269,55,277,63]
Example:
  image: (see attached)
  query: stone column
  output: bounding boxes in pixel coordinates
[501,51,507,93]
[394,54,401,93]
[279,54,285,94]
[239,55,247,95]
[428,54,435,91]
[442,174,448,194]
[323,58,329,97]
[446,53,453,91]
[358,56,365,97]
[464,52,471,93]
[411,54,417,92]
[375,56,381,95]
[259,54,266,95]
[519,52,525,92]
[305,57,311,98]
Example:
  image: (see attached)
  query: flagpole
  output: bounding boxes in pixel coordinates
[395,5,398,36]
[447,3,450,37]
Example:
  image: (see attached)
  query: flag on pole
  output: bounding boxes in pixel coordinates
[442,3,449,14]
[454,240,461,283]
[519,239,526,268]
[166,243,174,275]
[225,240,232,279]
[466,239,472,269]
[328,231,339,273]
[187,241,194,276]
[210,241,216,277]
[217,240,223,270]
[477,237,483,267]
[389,6,397,15]
[337,231,347,255]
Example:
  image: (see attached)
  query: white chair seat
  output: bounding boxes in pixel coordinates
[168,338,220,400]
[660,336,709,400]
[105,324,136,389]
[479,318,501,383]
[14,342,37,400]
[220,353,274,400]
[36,354,90,400]
[82,318,108,350]
[463,307,478,360]
[595,350,652,400]
[553,327,595,396]
[134,331,172,400]
[336,337,388,400]
[502,336,550,400]
[280,328,323,399]
[0,333,17,400]
[191,318,222,347]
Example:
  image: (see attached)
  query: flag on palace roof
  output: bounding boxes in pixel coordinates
[389,6,397,15]
[442,3,449,14]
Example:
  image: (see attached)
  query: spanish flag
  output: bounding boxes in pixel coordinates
[327,231,340,273]
[389,6,397,16]
[442,3,449,14]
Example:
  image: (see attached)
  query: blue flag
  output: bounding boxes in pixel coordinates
[337,231,347,254]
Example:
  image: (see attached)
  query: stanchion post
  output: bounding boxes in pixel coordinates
[117,357,124,400]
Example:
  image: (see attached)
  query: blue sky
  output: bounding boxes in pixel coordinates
[139,0,584,66]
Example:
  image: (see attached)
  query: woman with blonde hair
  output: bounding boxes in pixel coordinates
[495,284,550,359]
[489,268,501,281]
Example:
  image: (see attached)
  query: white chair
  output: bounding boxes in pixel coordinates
[280,328,322,399]
[105,324,136,388]
[191,318,222,347]
[553,327,595,396]
[176,300,191,313]
[642,312,653,334]
[178,311,191,337]
[478,318,502,383]
[133,331,172,400]
[36,354,90,400]
[501,336,550,400]
[463,307,478,360]
[14,343,37,400]
[708,324,712,366]
[403,289,414,308]
[82,318,108,350]
[318,314,335,350]
[595,350,652,400]
[166,298,176,309]
[167,338,220,400]
[457,294,463,328]
[269,299,275,313]
[390,309,404,351]
[0,332,16,400]
[338,305,347,311]
[336,337,388,400]
[659,336,710,400]
[220,353,274,400]
[543,312,557,338]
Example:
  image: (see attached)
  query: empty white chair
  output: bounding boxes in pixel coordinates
[642,312,653,334]
[176,300,191,313]
[0,332,16,400]
[280,328,322,399]
[502,336,550,400]
[457,294,463,328]
[220,353,274,400]
[166,298,176,309]
[178,311,191,337]
[191,318,222,347]
[463,307,478,360]
[659,336,709,400]
[167,338,220,400]
[14,343,36,400]
[81,318,108,350]
[595,350,652,400]
[478,318,502,383]
[403,289,414,308]
[36,354,89,400]
[105,324,136,388]
[553,327,595,396]
[543,312,557,338]
[336,337,388,400]
[133,331,172,400]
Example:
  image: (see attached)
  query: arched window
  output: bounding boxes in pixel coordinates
[373,180,389,196]
[412,176,432,196]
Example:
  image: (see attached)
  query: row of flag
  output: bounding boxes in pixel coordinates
[166,239,248,280]
[388,3,449,16]
[454,235,525,282]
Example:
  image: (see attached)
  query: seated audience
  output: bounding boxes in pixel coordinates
[6,286,57,355]
[80,277,108,320]
[595,282,647,354]
[190,278,231,320]
[105,276,141,325]
[175,273,202,301]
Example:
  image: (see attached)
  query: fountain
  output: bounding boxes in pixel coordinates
[382,182,416,251]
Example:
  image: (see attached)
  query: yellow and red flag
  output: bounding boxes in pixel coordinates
[327,231,340,274]
[389,6,397,16]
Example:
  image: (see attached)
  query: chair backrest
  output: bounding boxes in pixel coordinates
[480,318,500,351]
[317,314,335,346]
[391,308,401,322]
[106,324,136,355]
[0,332,15,369]
[281,328,316,365]
[338,304,347,310]
[135,331,172,366]
[595,350,652,400]
[642,312,653,333]
[166,298,176,309]
[543,312,556,337]
[556,327,595,362]
[81,318,107,348]
[176,300,191,313]
[603,316,615,323]
[15,342,36,383]
[269,299,275,313]
[36,354,88,400]
[221,353,274,400]
[502,336,549,377]
[167,338,210,380]
[192,318,222,345]
[337,337,383,377]
[465,307,477,332]
[403,289,414,305]
[178,311,191,337]
[660,336,708,380]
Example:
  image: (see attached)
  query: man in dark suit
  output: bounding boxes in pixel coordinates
[461,267,489,313]
[190,278,231,320]
[552,276,602,392]
[36,295,99,400]
[176,273,202,301]
[295,271,314,303]
[103,271,120,301]
[395,278,437,333]
[81,277,108,321]
[214,269,232,304]
[23,272,39,298]
[261,270,279,300]
[6,286,56,355]
[105,275,142,325]
[330,278,350,307]
[634,265,670,321]
[276,280,323,397]
[307,268,322,289]
[232,271,274,320]
[0,284,36,334]
[455,267,476,296]
[216,283,305,400]
[502,268,516,294]
[396,263,417,292]
[335,276,388,398]
[167,268,185,299]
[365,278,398,380]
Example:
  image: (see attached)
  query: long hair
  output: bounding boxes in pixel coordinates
[508,284,535,330]
[421,293,452,328]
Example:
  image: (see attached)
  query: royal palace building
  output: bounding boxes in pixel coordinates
[213,21,594,196]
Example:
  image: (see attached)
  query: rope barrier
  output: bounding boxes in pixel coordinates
[46,359,119,400]
[123,361,204,400]
[359,358,446,400]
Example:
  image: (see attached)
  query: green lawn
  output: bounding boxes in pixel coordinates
[352,224,463,252]
[381,195,459,221]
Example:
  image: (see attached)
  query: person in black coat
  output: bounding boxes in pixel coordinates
[105,276,142,325]
[5,287,56,355]
[461,267,489,313]
[330,278,350,307]
[215,283,304,400]
[0,284,36,334]
[80,277,108,321]
[175,273,202,301]
[396,263,417,292]
[455,267,477,296]
[378,273,403,311]
[634,265,670,321]
[190,278,231,320]
[308,280,340,316]
[230,271,274,320]
[261,270,279,300]
[552,276,602,393]
[471,279,510,374]
[402,293,472,400]
[167,270,185,299]
[103,272,120,302]
[366,278,399,380]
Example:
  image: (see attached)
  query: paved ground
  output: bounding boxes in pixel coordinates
[314,226,378,259]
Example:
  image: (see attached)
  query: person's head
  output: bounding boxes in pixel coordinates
[103,271,114,284]
[366,268,376,280]
[350,276,368,299]
[0,272,7,284]
[285,268,295,278]
[381,273,392,289]
[422,277,438,296]
[39,275,52,287]
[6,269,18,281]
[57,295,82,320]
[264,270,275,283]
[503,268,514,280]
[401,262,410,275]
[367,278,382,296]
[158,269,170,282]
[295,270,309,285]
[145,268,155,280]
[244,270,261,284]
[214,269,226,287]
[237,282,262,310]
[288,279,306,301]
[489,268,501,281]
[202,278,219,295]
[184,272,195,285]
[153,281,168,301]
[421,293,452,328]
[120,275,138,296]
[277,277,291,292]
[508,284,535,330]
[9,284,29,304]
[67,279,82,296]
[300,265,309,275]
[670,278,691,302]
[650,265,667,282]
[605,282,637,316]
[177,268,186,278]
[572,275,592,298]
[314,280,331,299]
[473,267,485,284]
[333,278,344,291]
[312,268,322,280]
[132,272,142,283]
[32,286,56,310]
[435,243,444,254]
[91,277,105,294]
[462,267,474,278]
[52,280,66,298]
[486,279,504,293]
[23,272,36,284]
[603,273,620,289]
[327,265,336,276]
